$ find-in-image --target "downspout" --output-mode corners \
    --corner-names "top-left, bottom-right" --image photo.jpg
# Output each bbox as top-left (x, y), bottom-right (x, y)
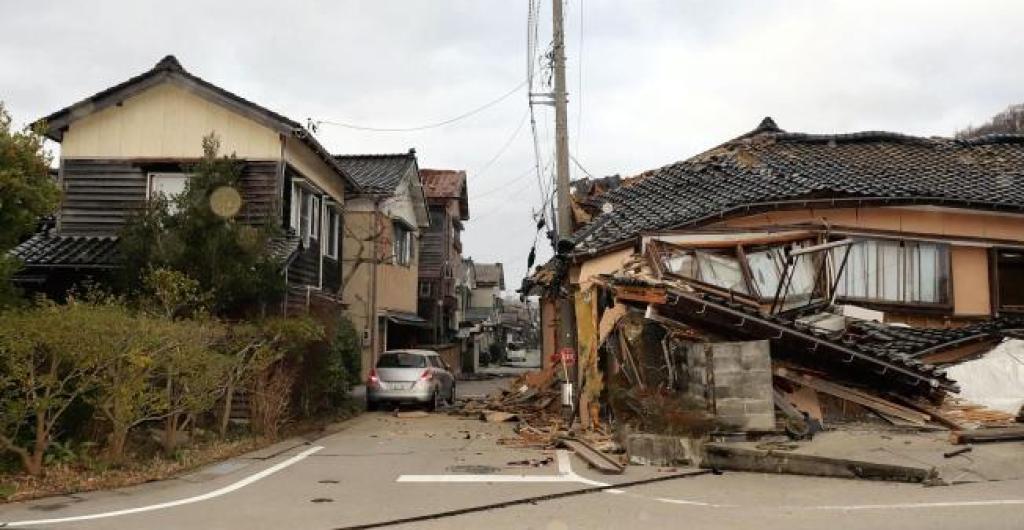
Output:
top-left (369, 197), bottom-right (383, 362)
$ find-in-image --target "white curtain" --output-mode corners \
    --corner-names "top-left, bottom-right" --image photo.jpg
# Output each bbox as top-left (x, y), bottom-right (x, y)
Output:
top-left (832, 240), bottom-right (947, 304)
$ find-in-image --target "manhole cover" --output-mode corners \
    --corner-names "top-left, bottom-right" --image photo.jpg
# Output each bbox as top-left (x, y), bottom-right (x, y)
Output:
top-left (310, 498), bottom-right (334, 503)
top-left (447, 464), bottom-right (501, 474)
top-left (318, 479), bottom-right (340, 484)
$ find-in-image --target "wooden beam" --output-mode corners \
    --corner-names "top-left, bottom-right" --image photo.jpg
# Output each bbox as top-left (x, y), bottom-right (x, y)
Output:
top-left (774, 367), bottom-right (930, 425)
top-left (560, 438), bottom-right (625, 474)
top-left (951, 426), bottom-right (1024, 445)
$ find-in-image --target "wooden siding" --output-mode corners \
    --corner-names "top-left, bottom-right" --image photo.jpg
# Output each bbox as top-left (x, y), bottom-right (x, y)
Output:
top-left (59, 159), bottom-right (280, 236)
top-left (238, 161), bottom-right (279, 224)
top-left (418, 206), bottom-right (448, 277)
top-left (287, 240), bottom-right (321, 287)
top-left (60, 159), bottom-right (147, 235)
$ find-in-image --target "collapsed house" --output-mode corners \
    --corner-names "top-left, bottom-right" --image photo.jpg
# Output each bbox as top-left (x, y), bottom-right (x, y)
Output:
top-left (521, 118), bottom-right (1024, 448)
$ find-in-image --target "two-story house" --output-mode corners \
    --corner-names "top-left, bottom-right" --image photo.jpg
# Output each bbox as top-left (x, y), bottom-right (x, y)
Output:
top-left (464, 262), bottom-right (505, 367)
top-left (11, 56), bottom-right (358, 312)
top-left (416, 169), bottom-right (469, 343)
top-left (335, 151), bottom-right (430, 378)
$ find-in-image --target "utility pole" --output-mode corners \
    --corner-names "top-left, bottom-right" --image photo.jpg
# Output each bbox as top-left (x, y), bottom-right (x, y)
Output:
top-left (551, 0), bottom-right (577, 388)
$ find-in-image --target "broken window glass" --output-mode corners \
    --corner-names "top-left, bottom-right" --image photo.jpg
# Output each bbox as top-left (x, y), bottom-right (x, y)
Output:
top-left (831, 239), bottom-right (949, 305)
top-left (747, 244), bottom-right (817, 304)
top-left (695, 251), bottom-right (749, 295)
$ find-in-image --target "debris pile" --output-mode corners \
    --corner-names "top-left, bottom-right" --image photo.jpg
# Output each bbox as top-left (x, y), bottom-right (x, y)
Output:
top-left (455, 363), bottom-right (622, 471)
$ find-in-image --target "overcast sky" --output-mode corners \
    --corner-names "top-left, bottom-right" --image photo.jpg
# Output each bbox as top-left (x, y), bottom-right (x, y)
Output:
top-left (3, 0), bottom-right (1024, 289)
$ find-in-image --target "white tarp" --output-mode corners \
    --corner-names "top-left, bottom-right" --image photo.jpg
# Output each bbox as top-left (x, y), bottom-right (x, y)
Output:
top-left (948, 339), bottom-right (1024, 414)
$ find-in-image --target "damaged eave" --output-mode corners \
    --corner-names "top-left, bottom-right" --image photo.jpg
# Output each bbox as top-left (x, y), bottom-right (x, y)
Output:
top-left (602, 278), bottom-right (956, 399)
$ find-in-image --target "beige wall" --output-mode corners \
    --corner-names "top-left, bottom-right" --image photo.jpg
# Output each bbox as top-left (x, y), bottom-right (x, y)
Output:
top-left (284, 138), bottom-right (346, 203)
top-left (951, 246), bottom-right (991, 316)
top-left (577, 247), bottom-right (633, 287)
top-left (716, 205), bottom-right (1024, 243)
top-left (341, 209), bottom-right (421, 377)
top-left (470, 286), bottom-right (500, 308)
top-left (61, 82), bottom-right (281, 160)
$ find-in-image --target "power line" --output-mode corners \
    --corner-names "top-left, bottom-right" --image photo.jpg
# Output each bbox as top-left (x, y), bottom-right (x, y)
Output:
top-left (470, 107), bottom-right (530, 182)
top-left (570, 154), bottom-right (593, 178)
top-left (471, 176), bottom-right (542, 222)
top-left (312, 79), bottom-right (527, 132)
top-left (472, 163), bottom-right (539, 199)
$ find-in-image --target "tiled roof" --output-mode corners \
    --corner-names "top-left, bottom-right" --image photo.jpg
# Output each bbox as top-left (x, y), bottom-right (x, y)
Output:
top-left (11, 233), bottom-right (121, 268)
top-left (572, 117), bottom-right (1024, 254)
top-left (267, 230), bottom-right (302, 266)
top-left (334, 151), bottom-right (416, 194)
top-left (10, 230), bottom-right (302, 269)
top-left (419, 169), bottom-right (467, 198)
top-left (420, 168), bottom-right (469, 220)
top-left (473, 263), bottom-right (505, 289)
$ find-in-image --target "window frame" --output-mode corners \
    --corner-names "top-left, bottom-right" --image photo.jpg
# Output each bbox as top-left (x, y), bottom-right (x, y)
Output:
top-left (324, 208), bottom-right (340, 259)
top-left (831, 238), bottom-right (952, 308)
top-left (996, 248), bottom-right (1024, 312)
top-left (147, 172), bottom-right (190, 214)
top-left (393, 221), bottom-right (413, 266)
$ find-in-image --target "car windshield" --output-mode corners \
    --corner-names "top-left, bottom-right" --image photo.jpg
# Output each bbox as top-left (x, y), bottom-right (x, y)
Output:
top-left (376, 352), bottom-right (426, 368)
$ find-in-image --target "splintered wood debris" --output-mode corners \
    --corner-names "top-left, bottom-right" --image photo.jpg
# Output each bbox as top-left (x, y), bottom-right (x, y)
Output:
top-left (453, 363), bottom-right (619, 460)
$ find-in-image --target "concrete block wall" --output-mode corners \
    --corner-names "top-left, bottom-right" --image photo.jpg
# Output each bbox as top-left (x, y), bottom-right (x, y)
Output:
top-left (681, 340), bottom-right (774, 431)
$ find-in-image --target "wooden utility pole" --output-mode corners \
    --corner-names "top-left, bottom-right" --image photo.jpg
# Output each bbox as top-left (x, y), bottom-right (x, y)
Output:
top-left (551, 0), bottom-right (577, 370)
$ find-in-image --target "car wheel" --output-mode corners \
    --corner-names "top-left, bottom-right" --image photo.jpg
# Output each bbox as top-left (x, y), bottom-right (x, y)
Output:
top-left (427, 389), bottom-right (439, 412)
top-left (449, 383), bottom-right (457, 405)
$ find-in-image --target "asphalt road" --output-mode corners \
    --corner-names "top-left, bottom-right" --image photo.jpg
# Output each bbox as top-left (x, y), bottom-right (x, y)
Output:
top-left (1, 365), bottom-right (1022, 529)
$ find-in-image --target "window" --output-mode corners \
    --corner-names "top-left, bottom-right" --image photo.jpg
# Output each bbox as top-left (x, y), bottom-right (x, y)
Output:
top-left (148, 173), bottom-right (189, 213)
top-left (309, 195), bottom-right (320, 240)
top-left (393, 223), bottom-right (412, 265)
top-left (376, 352), bottom-right (426, 368)
top-left (324, 208), bottom-right (340, 259)
top-left (831, 240), bottom-right (949, 305)
top-left (997, 249), bottom-right (1024, 310)
top-left (290, 183), bottom-right (323, 244)
top-left (746, 246), bottom-right (816, 302)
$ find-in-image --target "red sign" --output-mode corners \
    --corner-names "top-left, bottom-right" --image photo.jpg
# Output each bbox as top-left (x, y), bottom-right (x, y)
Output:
top-left (557, 347), bottom-right (576, 365)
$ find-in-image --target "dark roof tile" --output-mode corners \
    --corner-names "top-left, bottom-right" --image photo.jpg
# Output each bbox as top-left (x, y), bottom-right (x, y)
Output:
top-left (334, 151), bottom-right (416, 194)
top-left (572, 118), bottom-right (1024, 253)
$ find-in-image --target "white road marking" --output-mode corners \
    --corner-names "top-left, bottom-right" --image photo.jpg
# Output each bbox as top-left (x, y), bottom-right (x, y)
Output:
top-left (402, 450), bottom-right (1024, 512)
top-left (397, 475), bottom-right (578, 483)
top-left (397, 450), bottom-right (611, 487)
top-left (1, 445), bottom-right (324, 527)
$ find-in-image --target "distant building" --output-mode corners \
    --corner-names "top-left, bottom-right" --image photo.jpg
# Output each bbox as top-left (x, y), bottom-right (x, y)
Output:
top-left (335, 151), bottom-right (430, 379)
top-left (416, 169), bottom-right (469, 343)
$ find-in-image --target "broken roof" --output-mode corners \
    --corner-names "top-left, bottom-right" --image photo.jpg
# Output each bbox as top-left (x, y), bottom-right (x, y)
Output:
top-left (334, 150), bottom-right (417, 194)
top-left (572, 117), bottom-right (1024, 255)
top-left (36, 55), bottom-right (359, 192)
top-left (420, 169), bottom-right (469, 220)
